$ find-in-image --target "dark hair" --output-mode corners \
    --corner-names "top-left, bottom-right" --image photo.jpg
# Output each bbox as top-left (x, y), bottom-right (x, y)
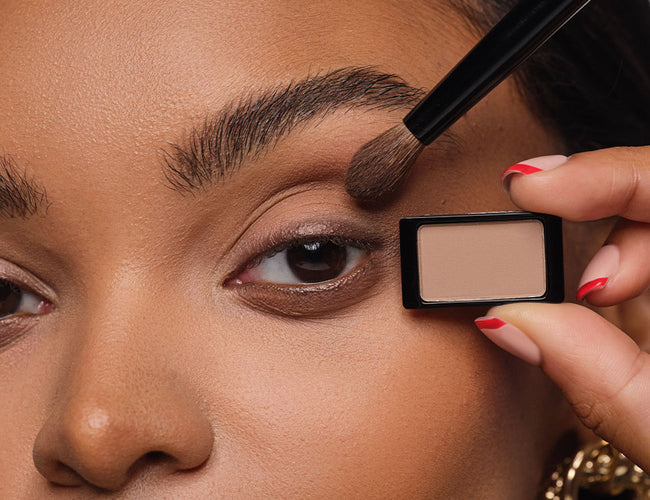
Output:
top-left (457, 0), bottom-right (650, 153)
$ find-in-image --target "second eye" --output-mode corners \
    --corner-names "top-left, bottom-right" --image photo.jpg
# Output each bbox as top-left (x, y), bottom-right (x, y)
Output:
top-left (237, 240), bottom-right (366, 285)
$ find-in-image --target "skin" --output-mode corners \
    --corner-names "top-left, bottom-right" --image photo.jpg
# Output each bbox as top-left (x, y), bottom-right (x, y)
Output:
top-left (6, 0), bottom-right (646, 497)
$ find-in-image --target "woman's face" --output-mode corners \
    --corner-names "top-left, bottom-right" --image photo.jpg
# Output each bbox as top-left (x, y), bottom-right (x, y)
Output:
top-left (1, 1), bottom-right (576, 497)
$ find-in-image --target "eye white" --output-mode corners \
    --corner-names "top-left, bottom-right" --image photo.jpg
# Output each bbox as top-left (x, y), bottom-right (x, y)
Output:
top-left (19, 289), bottom-right (43, 313)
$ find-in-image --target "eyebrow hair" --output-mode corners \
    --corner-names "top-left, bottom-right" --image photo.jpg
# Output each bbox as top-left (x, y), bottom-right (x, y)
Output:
top-left (0, 155), bottom-right (48, 218)
top-left (161, 66), bottom-right (427, 192)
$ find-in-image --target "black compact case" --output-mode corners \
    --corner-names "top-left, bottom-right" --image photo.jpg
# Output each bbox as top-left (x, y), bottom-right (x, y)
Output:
top-left (400, 211), bottom-right (564, 309)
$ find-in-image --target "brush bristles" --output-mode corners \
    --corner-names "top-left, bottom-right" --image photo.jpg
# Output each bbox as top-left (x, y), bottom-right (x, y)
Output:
top-left (345, 124), bottom-right (424, 200)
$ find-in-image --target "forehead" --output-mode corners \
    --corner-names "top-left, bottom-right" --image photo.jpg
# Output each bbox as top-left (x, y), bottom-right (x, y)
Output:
top-left (0, 0), bottom-right (479, 235)
top-left (0, 0), bottom-right (467, 153)
top-left (0, 1), bottom-right (497, 259)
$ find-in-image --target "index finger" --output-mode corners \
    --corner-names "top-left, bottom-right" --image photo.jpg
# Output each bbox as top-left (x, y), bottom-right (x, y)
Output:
top-left (503, 146), bottom-right (650, 223)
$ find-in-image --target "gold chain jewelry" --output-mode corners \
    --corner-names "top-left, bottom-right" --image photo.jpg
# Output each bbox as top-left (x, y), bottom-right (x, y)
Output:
top-left (542, 440), bottom-right (650, 499)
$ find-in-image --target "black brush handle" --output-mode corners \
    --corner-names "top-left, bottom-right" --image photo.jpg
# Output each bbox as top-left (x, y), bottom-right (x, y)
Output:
top-left (405, 0), bottom-right (591, 145)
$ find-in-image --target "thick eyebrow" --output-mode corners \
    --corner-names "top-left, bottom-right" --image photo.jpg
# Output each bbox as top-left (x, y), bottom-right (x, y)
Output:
top-left (161, 67), bottom-right (427, 192)
top-left (0, 155), bottom-right (48, 219)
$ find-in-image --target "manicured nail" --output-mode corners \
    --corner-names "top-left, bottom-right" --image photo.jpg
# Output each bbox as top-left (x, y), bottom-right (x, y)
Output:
top-left (576, 244), bottom-right (620, 302)
top-left (475, 316), bottom-right (542, 366)
top-left (501, 155), bottom-right (569, 190)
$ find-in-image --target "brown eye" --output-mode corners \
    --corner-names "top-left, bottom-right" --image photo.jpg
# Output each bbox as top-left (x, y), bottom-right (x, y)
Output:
top-left (237, 239), bottom-right (366, 285)
top-left (0, 280), bottom-right (23, 318)
top-left (286, 241), bottom-right (347, 283)
top-left (0, 279), bottom-right (46, 319)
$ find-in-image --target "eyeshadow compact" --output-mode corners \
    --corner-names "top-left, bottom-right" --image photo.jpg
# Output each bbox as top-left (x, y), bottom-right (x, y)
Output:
top-left (400, 211), bottom-right (564, 308)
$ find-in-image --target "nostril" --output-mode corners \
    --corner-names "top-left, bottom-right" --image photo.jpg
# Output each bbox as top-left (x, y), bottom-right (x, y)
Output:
top-left (144, 451), bottom-right (167, 463)
top-left (126, 450), bottom-right (176, 479)
top-left (139, 450), bottom-right (172, 468)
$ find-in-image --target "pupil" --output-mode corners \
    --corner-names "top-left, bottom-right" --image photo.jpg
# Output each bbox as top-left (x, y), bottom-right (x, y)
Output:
top-left (286, 241), bottom-right (347, 283)
top-left (0, 280), bottom-right (22, 318)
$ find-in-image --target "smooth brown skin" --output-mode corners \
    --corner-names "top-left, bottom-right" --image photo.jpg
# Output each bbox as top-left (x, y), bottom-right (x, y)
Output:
top-left (0, 0), bottom-right (595, 497)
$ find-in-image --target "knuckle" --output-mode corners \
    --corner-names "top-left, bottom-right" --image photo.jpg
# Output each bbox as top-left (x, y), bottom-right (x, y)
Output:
top-left (570, 397), bottom-right (610, 436)
top-left (570, 146), bottom-right (649, 218)
top-left (570, 394), bottom-right (623, 444)
top-left (615, 162), bottom-right (642, 216)
top-left (605, 147), bottom-right (648, 216)
top-left (569, 351), bottom-right (650, 441)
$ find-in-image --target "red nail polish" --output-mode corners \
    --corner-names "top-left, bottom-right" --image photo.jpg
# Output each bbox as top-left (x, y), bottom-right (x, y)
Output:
top-left (474, 317), bottom-right (507, 329)
top-left (576, 277), bottom-right (608, 302)
top-left (474, 316), bottom-right (542, 365)
top-left (500, 163), bottom-right (543, 181)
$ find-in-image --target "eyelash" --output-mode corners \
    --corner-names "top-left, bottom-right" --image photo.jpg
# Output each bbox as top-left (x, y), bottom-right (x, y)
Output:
top-left (244, 234), bottom-right (371, 268)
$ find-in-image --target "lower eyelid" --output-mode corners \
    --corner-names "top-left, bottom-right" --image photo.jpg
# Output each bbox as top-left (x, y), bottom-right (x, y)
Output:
top-left (0, 315), bottom-right (45, 353)
top-left (226, 254), bottom-right (383, 318)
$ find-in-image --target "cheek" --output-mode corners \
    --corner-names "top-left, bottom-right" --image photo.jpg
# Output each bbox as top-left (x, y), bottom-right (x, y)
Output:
top-left (0, 335), bottom-right (64, 493)
top-left (200, 293), bottom-right (547, 496)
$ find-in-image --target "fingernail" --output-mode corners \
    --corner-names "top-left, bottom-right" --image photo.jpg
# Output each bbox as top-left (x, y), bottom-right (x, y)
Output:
top-left (576, 244), bottom-right (620, 302)
top-left (501, 155), bottom-right (569, 190)
top-left (475, 316), bottom-right (542, 366)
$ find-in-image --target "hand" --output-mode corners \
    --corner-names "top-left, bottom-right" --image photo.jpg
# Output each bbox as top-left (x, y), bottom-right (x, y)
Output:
top-left (474, 147), bottom-right (650, 471)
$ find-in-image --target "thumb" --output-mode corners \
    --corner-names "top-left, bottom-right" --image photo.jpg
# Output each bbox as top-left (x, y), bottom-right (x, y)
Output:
top-left (475, 302), bottom-right (650, 471)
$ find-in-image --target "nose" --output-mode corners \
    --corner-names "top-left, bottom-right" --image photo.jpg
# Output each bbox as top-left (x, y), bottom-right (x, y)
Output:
top-left (32, 305), bottom-right (214, 490)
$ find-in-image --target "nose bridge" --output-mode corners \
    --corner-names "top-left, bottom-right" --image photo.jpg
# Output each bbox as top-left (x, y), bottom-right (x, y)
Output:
top-left (33, 266), bottom-right (214, 490)
top-left (71, 265), bottom-right (181, 395)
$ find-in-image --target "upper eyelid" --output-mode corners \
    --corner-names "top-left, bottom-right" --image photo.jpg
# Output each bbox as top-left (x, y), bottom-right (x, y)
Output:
top-left (261, 222), bottom-right (382, 249)
top-left (228, 212), bottom-right (383, 248)
top-left (256, 235), bottom-right (375, 260)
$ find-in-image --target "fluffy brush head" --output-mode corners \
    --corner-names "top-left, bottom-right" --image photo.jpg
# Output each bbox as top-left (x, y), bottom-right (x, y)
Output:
top-left (344, 123), bottom-right (424, 200)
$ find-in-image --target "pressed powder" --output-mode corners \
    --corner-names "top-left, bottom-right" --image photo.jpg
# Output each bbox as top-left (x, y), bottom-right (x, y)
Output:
top-left (400, 212), bottom-right (564, 308)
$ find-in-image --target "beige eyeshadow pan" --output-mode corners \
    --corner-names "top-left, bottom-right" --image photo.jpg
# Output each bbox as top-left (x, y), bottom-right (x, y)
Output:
top-left (400, 212), bottom-right (564, 308)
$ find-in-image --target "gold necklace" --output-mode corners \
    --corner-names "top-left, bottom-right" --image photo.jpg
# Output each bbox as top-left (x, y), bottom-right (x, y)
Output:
top-left (543, 440), bottom-right (650, 499)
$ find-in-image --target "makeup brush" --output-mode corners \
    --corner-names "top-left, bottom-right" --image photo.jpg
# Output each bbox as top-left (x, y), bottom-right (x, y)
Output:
top-left (345, 0), bottom-right (592, 200)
